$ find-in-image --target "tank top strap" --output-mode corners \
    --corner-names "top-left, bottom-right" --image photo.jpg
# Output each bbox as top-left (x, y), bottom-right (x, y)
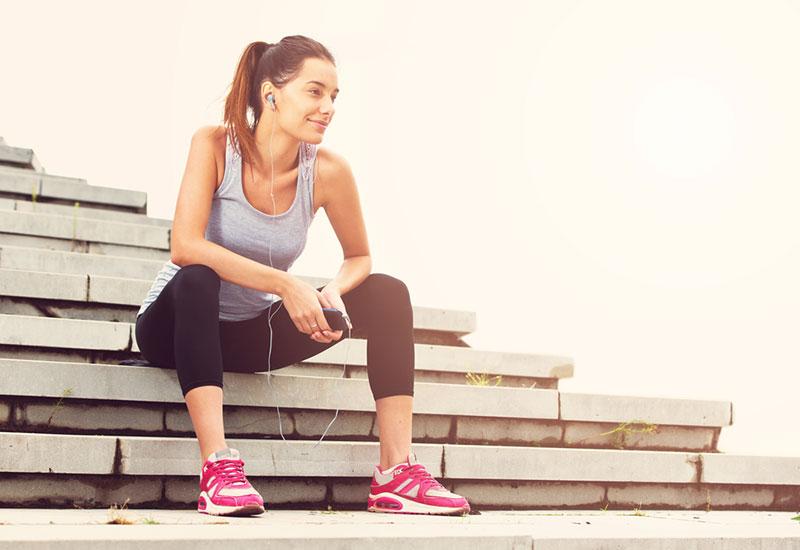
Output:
top-left (299, 142), bottom-right (318, 215)
top-left (214, 132), bottom-right (239, 197)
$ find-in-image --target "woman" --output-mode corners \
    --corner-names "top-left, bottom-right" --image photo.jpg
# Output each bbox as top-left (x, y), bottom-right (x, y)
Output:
top-left (134, 36), bottom-right (470, 517)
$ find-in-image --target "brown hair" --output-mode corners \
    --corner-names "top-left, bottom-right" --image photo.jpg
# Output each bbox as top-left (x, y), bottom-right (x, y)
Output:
top-left (223, 36), bottom-right (336, 170)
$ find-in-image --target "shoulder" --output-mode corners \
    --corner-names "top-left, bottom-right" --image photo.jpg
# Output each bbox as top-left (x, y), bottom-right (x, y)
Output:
top-left (314, 146), bottom-right (355, 208)
top-left (315, 146), bottom-right (354, 184)
top-left (194, 125), bottom-right (227, 152)
top-left (191, 125), bottom-right (227, 188)
top-left (315, 145), bottom-right (348, 171)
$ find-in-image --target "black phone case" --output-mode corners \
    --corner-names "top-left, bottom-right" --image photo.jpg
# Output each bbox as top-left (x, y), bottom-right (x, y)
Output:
top-left (322, 307), bottom-right (350, 331)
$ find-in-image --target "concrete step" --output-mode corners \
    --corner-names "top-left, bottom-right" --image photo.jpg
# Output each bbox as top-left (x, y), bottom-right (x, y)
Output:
top-left (0, 262), bottom-right (479, 339)
top-left (0, 168), bottom-right (146, 212)
top-left (0, 317), bottom-right (570, 388)
top-left (0, 357), bottom-right (727, 451)
top-left (0, 144), bottom-right (44, 173)
top-left (0, 209), bottom-right (166, 253)
top-left (1, 509), bottom-right (799, 550)
top-left (0, 431), bottom-right (797, 511)
top-left (0, 195), bottom-right (172, 228)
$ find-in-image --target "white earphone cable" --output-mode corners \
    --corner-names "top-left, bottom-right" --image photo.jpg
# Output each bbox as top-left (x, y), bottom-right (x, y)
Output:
top-left (259, 96), bottom-right (351, 450)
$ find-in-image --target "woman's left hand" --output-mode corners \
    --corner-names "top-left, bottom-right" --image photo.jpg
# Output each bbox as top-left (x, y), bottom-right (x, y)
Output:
top-left (311, 285), bottom-right (350, 343)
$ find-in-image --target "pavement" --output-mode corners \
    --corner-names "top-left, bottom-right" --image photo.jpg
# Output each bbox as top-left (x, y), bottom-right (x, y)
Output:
top-left (0, 508), bottom-right (798, 548)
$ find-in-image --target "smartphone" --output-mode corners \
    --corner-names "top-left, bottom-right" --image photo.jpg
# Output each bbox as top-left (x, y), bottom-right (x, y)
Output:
top-left (322, 307), bottom-right (352, 331)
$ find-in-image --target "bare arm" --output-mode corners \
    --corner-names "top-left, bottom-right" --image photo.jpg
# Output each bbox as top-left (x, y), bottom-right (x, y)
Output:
top-left (317, 147), bottom-right (372, 295)
top-left (170, 126), bottom-right (292, 297)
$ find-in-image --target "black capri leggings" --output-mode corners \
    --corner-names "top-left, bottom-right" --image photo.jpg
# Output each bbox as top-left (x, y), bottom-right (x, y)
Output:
top-left (134, 264), bottom-right (415, 400)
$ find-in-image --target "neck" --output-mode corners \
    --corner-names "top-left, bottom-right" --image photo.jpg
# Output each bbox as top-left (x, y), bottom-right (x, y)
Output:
top-left (249, 113), bottom-right (301, 175)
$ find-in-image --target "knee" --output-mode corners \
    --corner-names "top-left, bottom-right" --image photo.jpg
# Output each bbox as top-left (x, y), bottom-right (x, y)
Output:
top-left (174, 264), bottom-right (221, 295)
top-left (365, 273), bottom-right (410, 303)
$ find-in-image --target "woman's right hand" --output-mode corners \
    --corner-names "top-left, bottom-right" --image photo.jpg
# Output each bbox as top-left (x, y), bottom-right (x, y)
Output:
top-left (279, 276), bottom-right (334, 335)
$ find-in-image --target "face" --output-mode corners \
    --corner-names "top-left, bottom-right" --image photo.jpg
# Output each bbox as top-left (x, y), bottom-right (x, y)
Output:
top-left (262, 57), bottom-right (339, 143)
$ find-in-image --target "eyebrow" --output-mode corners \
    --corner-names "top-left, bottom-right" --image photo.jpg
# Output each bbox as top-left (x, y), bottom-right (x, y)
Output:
top-left (306, 80), bottom-right (339, 93)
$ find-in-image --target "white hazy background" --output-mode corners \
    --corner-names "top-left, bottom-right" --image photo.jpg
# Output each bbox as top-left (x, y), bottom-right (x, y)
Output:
top-left (2, 0), bottom-right (799, 457)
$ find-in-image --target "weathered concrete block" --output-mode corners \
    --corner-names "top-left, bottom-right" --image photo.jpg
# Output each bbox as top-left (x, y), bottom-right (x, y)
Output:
top-left (0, 315), bottom-right (129, 351)
top-left (0, 346), bottom-right (90, 364)
top-left (17, 401), bottom-right (163, 432)
top-left (165, 404), bottom-right (296, 436)
top-left (0, 211), bottom-right (165, 250)
top-left (0, 170), bottom-right (39, 195)
top-left (608, 483), bottom-right (774, 509)
top-left (456, 417), bottom-right (561, 446)
top-left (0, 244), bottom-right (158, 280)
top-left (0, 400), bottom-right (10, 424)
top-left (330, 479), bottom-right (371, 504)
top-left (294, 410), bottom-right (373, 438)
top-left (13, 197), bottom-right (172, 228)
top-left (452, 480), bottom-right (605, 508)
top-left (0, 474), bottom-right (162, 507)
top-left (89, 275), bottom-right (151, 307)
top-left (268, 363), bottom-right (349, 378)
top-left (88, 240), bottom-right (168, 261)
top-left (39, 178), bottom-right (146, 209)
top-left (773, 486), bottom-right (800, 509)
top-left (560, 392), bottom-right (731, 427)
top-left (564, 421), bottom-right (716, 451)
top-left (444, 444), bottom-right (698, 483)
top-left (0, 269), bottom-right (87, 301)
top-left (0, 432), bottom-right (117, 474)
top-left (702, 454), bottom-right (800, 485)
top-left (373, 414), bottom-right (452, 440)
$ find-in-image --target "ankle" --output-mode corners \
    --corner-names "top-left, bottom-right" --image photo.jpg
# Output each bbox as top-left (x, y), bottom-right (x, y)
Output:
top-left (379, 458), bottom-right (406, 472)
top-left (200, 443), bottom-right (229, 464)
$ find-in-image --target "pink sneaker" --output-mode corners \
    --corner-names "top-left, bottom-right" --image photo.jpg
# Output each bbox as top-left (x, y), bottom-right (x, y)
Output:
top-left (367, 450), bottom-right (471, 515)
top-left (197, 447), bottom-right (265, 516)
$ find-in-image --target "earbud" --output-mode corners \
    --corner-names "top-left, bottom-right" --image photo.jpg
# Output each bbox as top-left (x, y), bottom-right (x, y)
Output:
top-left (266, 94), bottom-right (276, 111)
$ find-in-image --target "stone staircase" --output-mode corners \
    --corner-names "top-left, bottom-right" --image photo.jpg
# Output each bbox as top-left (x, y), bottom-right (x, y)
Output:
top-left (1, 136), bottom-right (798, 514)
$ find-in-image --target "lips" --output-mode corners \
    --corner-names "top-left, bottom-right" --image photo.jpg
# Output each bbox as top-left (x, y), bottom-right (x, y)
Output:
top-left (309, 119), bottom-right (328, 127)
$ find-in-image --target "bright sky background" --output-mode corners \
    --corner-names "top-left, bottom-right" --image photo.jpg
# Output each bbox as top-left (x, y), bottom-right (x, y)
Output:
top-left (3, 0), bottom-right (800, 457)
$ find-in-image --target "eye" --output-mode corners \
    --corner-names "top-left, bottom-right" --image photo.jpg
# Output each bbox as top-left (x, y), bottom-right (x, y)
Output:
top-left (311, 89), bottom-right (337, 102)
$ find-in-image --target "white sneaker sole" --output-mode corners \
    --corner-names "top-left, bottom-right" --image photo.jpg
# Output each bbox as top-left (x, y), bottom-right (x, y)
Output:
top-left (367, 491), bottom-right (470, 515)
top-left (197, 491), bottom-right (265, 516)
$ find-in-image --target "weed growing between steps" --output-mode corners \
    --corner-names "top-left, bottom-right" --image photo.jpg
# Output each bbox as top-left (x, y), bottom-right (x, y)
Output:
top-left (465, 372), bottom-right (503, 387)
top-left (576, 420), bottom-right (660, 449)
top-left (45, 387), bottom-right (74, 426)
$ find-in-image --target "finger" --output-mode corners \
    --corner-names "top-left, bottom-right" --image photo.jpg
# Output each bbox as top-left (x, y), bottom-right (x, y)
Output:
top-left (315, 312), bottom-right (333, 333)
top-left (299, 316), bottom-right (315, 334)
top-left (306, 316), bottom-right (326, 334)
top-left (317, 291), bottom-right (332, 308)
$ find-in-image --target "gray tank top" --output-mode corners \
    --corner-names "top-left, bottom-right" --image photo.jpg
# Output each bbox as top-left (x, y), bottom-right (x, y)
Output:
top-left (137, 133), bottom-right (317, 321)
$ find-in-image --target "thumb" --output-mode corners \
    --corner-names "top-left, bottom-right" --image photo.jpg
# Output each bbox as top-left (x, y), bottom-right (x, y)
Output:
top-left (316, 290), bottom-right (333, 308)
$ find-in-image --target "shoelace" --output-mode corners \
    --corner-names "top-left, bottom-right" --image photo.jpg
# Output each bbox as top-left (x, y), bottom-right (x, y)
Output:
top-left (206, 458), bottom-right (248, 489)
top-left (394, 464), bottom-right (445, 494)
